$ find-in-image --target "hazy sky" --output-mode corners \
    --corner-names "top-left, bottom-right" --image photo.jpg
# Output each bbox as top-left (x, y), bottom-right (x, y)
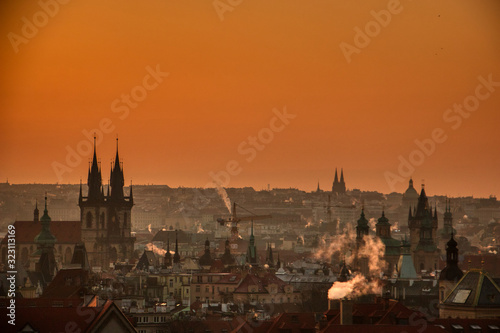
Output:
top-left (1, 0), bottom-right (499, 197)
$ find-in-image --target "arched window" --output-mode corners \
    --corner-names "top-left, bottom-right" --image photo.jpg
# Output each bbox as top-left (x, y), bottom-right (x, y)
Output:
top-left (100, 213), bottom-right (105, 229)
top-left (420, 263), bottom-right (424, 271)
top-left (65, 247), bottom-right (72, 264)
top-left (86, 212), bottom-right (93, 228)
top-left (123, 213), bottom-right (128, 229)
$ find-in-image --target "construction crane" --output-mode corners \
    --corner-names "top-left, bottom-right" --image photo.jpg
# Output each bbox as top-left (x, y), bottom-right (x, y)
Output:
top-left (217, 202), bottom-right (272, 241)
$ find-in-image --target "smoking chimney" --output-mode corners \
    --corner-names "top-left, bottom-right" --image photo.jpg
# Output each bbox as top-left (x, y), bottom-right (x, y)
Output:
top-left (340, 298), bottom-right (353, 325)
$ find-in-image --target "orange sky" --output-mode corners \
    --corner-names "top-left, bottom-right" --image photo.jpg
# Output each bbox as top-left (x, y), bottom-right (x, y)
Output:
top-left (1, 0), bottom-right (500, 197)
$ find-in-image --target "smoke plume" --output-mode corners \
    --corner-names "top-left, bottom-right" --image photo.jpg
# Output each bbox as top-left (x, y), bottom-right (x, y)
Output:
top-left (146, 242), bottom-right (166, 256)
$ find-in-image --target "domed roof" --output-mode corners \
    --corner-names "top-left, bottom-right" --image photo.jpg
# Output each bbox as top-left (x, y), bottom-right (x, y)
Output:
top-left (376, 211), bottom-right (390, 225)
top-left (403, 178), bottom-right (419, 200)
top-left (357, 209), bottom-right (368, 227)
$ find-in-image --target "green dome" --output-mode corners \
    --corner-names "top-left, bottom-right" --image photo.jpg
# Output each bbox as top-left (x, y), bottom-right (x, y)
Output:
top-left (34, 197), bottom-right (57, 246)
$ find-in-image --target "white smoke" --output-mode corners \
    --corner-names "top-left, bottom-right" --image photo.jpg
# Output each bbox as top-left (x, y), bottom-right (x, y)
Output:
top-left (146, 242), bottom-right (166, 256)
top-left (328, 274), bottom-right (382, 299)
top-left (313, 224), bottom-right (387, 300)
top-left (215, 184), bottom-right (232, 214)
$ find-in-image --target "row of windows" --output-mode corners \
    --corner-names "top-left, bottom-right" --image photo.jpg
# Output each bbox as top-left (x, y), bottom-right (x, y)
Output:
top-left (85, 211), bottom-right (129, 229)
top-left (136, 315), bottom-right (167, 323)
top-left (193, 285), bottom-right (234, 294)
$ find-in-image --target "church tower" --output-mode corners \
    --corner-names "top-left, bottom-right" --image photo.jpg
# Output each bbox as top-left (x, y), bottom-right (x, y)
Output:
top-left (355, 209), bottom-right (369, 276)
top-left (332, 168), bottom-right (346, 195)
top-left (79, 136), bottom-right (107, 268)
top-left (79, 137), bottom-right (135, 269)
top-left (34, 196), bottom-right (57, 284)
top-left (246, 221), bottom-right (257, 265)
top-left (439, 228), bottom-right (463, 302)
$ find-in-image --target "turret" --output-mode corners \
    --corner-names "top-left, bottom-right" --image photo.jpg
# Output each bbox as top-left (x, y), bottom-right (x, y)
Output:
top-left (33, 200), bottom-right (39, 222)
top-left (173, 230), bottom-right (180, 264)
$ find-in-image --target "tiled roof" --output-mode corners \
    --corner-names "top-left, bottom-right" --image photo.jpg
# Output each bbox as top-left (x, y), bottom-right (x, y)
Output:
top-left (41, 268), bottom-right (89, 299)
top-left (443, 268), bottom-right (500, 307)
top-left (233, 272), bottom-right (289, 294)
top-left (1, 220), bottom-right (81, 244)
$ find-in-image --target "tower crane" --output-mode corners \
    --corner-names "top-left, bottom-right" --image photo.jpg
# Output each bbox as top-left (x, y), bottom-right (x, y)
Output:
top-left (217, 202), bottom-right (272, 241)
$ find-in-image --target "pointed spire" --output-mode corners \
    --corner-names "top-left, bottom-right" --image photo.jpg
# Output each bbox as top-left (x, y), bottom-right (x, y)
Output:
top-left (86, 134), bottom-right (103, 202)
top-left (173, 230), bottom-right (180, 264)
top-left (334, 168), bottom-right (339, 183)
top-left (340, 168), bottom-right (345, 183)
top-left (34, 199), bottom-right (39, 222)
top-left (110, 137), bottom-right (125, 202)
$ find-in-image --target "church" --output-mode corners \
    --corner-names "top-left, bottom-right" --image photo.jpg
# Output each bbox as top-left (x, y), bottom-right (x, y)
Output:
top-left (79, 137), bottom-right (135, 269)
top-left (0, 137), bottom-right (135, 272)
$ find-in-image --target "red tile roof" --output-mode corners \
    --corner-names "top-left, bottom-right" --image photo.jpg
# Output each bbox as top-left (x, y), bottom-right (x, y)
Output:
top-left (0, 300), bottom-right (135, 333)
top-left (1, 220), bottom-right (81, 244)
top-left (41, 268), bottom-right (89, 299)
top-left (233, 272), bottom-right (289, 294)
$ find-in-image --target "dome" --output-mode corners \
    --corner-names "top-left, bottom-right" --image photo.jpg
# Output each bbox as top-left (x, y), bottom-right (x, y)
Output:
top-left (377, 211), bottom-right (390, 225)
top-left (403, 179), bottom-right (419, 201)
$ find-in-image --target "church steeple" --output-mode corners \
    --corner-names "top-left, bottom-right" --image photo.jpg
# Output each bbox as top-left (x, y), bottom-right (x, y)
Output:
top-left (164, 237), bottom-right (172, 268)
top-left (332, 167), bottom-right (346, 194)
top-left (173, 230), bottom-right (180, 264)
top-left (247, 221), bottom-right (257, 264)
top-left (439, 215), bottom-right (463, 282)
top-left (110, 138), bottom-right (125, 202)
top-left (87, 135), bottom-right (103, 202)
top-left (34, 200), bottom-right (39, 222)
top-left (356, 208), bottom-right (369, 241)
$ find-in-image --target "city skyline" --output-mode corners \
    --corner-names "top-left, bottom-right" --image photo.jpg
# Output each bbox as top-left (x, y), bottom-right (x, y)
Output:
top-left (2, 0), bottom-right (500, 197)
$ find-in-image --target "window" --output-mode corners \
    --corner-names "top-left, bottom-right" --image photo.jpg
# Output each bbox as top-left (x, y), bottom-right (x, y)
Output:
top-left (196, 285), bottom-right (201, 292)
top-left (86, 212), bottom-right (93, 228)
top-left (205, 286), bottom-right (209, 293)
top-left (169, 280), bottom-right (173, 288)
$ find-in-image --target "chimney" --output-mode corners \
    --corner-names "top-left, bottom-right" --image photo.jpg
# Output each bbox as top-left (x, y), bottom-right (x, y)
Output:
top-left (340, 298), bottom-right (353, 325)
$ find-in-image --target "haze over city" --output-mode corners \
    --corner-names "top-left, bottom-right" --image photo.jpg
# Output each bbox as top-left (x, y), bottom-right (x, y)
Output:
top-left (1, 1), bottom-right (500, 196)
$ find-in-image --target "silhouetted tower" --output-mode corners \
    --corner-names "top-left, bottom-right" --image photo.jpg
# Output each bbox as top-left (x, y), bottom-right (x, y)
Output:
top-left (173, 230), bottom-right (181, 264)
top-left (355, 209), bottom-right (369, 276)
top-left (266, 243), bottom-right (274, 268)
top-left (411, 186), bottom-right (439, 273)
top-left (164, 237), bottom-right (172, 268)
top-left (246, 221), bottom-right (257, 265)
top-left (34, 196), bottom-right (57, 284)
top-left (79, 136), bottom-right (135, 269)
top-left (199, 238), bottom-right (212, 267)
top-left (221, 239), bottom-right (235, 266)
top-left (33, 200), bottom-right (39, 222)
top-left (408, 184), bottom-right (438, 254)
top-left (439, 218), bottom-right (463, 302)
top-left (332, 168), bottom-right (346, 195)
